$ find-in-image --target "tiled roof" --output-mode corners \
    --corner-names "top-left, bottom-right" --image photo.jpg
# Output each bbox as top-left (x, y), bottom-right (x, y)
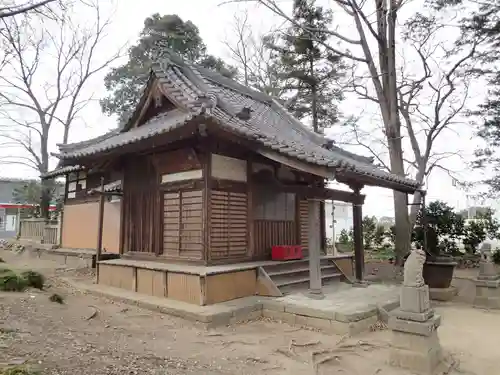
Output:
top-left (41, 165), bottom-right (85, 179)
top-left (54, 51), bottom-right (420, 192)
top-left (88, 180), bottom-right (122, 195)
top-left (56, 111), bottom-right (196, 159)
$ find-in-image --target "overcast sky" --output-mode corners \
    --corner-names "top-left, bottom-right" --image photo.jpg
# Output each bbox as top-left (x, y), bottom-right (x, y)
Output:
top-left (0, 0), bottom-right (491, 217)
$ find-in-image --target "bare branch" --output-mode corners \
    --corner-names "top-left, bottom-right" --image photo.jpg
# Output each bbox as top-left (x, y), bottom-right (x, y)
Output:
top-left (0, 0), bottom-right (122, 217)
top-left (0, 0), bottom-right (55, 19)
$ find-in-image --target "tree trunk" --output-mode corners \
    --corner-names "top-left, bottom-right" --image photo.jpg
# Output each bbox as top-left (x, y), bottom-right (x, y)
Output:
top-left (309, 55), bottom-right (319, 133)
top-left (40, 129), bottom-right (50, 219)
top-left (40, 179), bottom-right (52, 219)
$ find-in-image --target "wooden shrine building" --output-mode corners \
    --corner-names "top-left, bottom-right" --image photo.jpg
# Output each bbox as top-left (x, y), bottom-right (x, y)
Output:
top-left (43, 51), bottom-right (420, 305)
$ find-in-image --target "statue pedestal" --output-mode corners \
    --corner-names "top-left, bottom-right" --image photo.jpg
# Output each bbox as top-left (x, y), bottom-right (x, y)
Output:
top-left (474, 275), bottom-right (500, 309)
top-left (389, 285), bottom-right (443, 374)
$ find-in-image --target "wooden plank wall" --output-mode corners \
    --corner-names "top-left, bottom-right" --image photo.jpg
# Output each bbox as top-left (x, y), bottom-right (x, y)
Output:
top-left (209, 190), bottom-right (248, 261)
top-left (253, 220), bottom-right (296, 259)
top-left (163, 190), bottom-right (203, 260)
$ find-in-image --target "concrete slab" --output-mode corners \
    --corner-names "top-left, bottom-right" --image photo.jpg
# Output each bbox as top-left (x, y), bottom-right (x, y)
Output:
top-left (263, 283), bottom-right (399, 335)
top-left (275, 283), bottom-right (399, 321)
top-left (63, 276), bottom-right (399, 335)
top-left (62, 277), bottom-right (263, 328)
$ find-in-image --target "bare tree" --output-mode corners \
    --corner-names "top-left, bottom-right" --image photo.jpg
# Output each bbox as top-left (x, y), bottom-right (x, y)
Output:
top-left (0, 0), bottom-right (122, 217)
top-left (225, 0), bottom-right (479, 263)
top-left (223, 9), bottom-right (290, 98)
top-left (224, 0), bottom-right (413, 262)
top-left (0, 0), bottom-right (56, 19)
top-left (346, 12), bottom-right (477, 226)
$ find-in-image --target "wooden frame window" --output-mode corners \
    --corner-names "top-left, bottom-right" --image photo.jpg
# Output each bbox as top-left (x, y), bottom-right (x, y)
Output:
top-left (254, 188), bottom-right (295, 221)
top-left (66, 171), bottom-right (87, 199)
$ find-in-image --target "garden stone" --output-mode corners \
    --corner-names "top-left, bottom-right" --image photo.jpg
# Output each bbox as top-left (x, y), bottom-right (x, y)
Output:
top-left (389, 249), bottom-right (443, 374)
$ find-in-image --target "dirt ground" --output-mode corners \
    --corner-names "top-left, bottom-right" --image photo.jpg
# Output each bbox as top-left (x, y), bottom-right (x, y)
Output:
top-left (1, 250), bottom-right (499, 375)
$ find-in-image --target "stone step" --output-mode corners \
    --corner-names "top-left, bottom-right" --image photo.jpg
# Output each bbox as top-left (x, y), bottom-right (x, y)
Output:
top-left (273, 270), bottom-right (342, 288)
top-left (266, 264), bottom-right (338, 277)
top-left (262, 258), bottom-right (333, 274)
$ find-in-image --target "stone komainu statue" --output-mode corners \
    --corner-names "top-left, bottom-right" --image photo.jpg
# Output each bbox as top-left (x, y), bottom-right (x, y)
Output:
top-left (479, 242), bottom-right (493, 263)
top-left (403, 248), bottom-right (427, 287)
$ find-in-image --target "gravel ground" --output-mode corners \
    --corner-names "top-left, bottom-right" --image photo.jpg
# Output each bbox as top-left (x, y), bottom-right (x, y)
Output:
top-left (1, 249), bottom-right (499, 375)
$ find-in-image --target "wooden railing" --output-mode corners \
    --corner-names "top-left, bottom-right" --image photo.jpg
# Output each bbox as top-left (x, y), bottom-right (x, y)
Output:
top-left (19, 218), bottom-right (60, 245)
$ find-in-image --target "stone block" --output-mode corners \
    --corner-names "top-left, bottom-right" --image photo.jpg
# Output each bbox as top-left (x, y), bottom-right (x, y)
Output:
top-left (474, 296), bottom-right (500, 309)
top-left (400, 285), bottom-right (430, 313)
top-left (229, 310), bottom-right (262, 325)
top-left (348, 315), bottom-right (378, 336)
top-left (392, 308), bottom-right (434, 322)
top-left (335, 305), bottom-right (378, 322)
top-left (205, 311), bottom-right (233, 328)
top-left (284, 304), bottom-right (335, 319)
top-left (479, 262), bottom-right (498, 278)
top-left (388, 315), bottom-right (441, 336)
top-left (231, 304), bottom-right (262, 321)
top-left (475, 279), bottom-right (500, 289)
top-left (295, 315), bottom-right (332, 330)
top-left (429, 287), bottom-right (457, 301)
top-left (389, 345), bottom-right (442, 374)
top-left (262, 309), bottom-right (296, 324)
top-left (261, 299), bottom-right (285, 312)
top-left (391, 330), bottom-right (441, 353)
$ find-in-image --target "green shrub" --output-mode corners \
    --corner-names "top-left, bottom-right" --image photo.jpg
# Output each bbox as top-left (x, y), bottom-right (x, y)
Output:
top-left (493, 250), bottom-right (500, 265)
top-left (0, 271), bottom-right (27, 292)
top-left (0, 366), bottom-right (41, 375)
top-left (20, 271), bottom-right (44, 290)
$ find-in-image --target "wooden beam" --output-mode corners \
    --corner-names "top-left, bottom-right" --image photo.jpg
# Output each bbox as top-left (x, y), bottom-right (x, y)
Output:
top-left (257, 149), bottom-right (334, 179)
top-left (308, 199), bottom-right (323, 297)
top-left (96, 177), bottom-right (105, 282)
top-left (352, 191), bottom-right (364, 282)
top-left (253, 182), bottom-right (365, 203)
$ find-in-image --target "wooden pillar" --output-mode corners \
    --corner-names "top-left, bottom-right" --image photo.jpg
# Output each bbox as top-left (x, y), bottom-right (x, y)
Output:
top-left (96, 177), bottom-right (105, 282)
top-left (352, 193), bottom-right (364, 282)
top-left (320, 200), bottom-right (326, 253)
top-left (308, 199), bottom-right (323, 297)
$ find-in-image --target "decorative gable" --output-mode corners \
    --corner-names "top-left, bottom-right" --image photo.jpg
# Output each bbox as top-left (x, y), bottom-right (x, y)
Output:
top-left (135, 85), bottom-right (177, 128)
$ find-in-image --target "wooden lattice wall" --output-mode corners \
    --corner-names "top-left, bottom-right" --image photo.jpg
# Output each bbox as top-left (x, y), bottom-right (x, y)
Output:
top-left (209, 190), bottom-right (248, 261)
top-left (299, 198), bottom-right (309, 253)
top-left (163, 190), bottom-right (203, 260)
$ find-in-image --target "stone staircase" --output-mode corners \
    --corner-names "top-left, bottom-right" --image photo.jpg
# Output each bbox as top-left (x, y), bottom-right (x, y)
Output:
top-left (262, 258), bottom-right (343, 295)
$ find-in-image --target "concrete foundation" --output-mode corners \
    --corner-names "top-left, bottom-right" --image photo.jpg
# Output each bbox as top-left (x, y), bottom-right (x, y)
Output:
top-left (429, 286), bottom-right (457, 302)
top-left (474, 278), bottom-right (500, 309)
top-left (64, 277), bottom-right (399, 333)
top-left (389, 284), bottom-right (443, 374)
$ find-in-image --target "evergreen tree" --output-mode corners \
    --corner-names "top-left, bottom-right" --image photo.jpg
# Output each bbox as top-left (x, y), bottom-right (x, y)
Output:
top-left (266, 0), bottom-right (344, 134)
top-left (101, 14), bottom-right (237, 125)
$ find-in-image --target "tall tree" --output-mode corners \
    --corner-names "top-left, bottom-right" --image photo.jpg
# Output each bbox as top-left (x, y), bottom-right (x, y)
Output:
top-left (0, 0), bottom-right (55, 19)
top-left (234, 0), bottom-right (479, 264)
top-left (345, 11), bottom-right (477, 227)
top-left (235, 0), bottom-right (411, 263)
top-left (0, 0), bottom-right (121, 218)
top-left (101, 14), bottom-right (237, 125)
top-left (265, 0), bottom-right (345, 134)
top-left (223, 10), bottom-right (291, 98)
top-left (433, 1), bottom-right (500, 193)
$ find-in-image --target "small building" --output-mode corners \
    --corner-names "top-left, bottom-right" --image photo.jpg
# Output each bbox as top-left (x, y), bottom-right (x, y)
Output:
top-left (0, 178), bottom-right (28, 238)
top-left (43, 51), bottom-right (420, 305)
top-left (325, 200), bottom-right (353, 243)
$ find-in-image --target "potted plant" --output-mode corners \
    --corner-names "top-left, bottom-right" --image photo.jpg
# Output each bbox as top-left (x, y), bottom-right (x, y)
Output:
top-left (413, 201), bottom-right (460, 289)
